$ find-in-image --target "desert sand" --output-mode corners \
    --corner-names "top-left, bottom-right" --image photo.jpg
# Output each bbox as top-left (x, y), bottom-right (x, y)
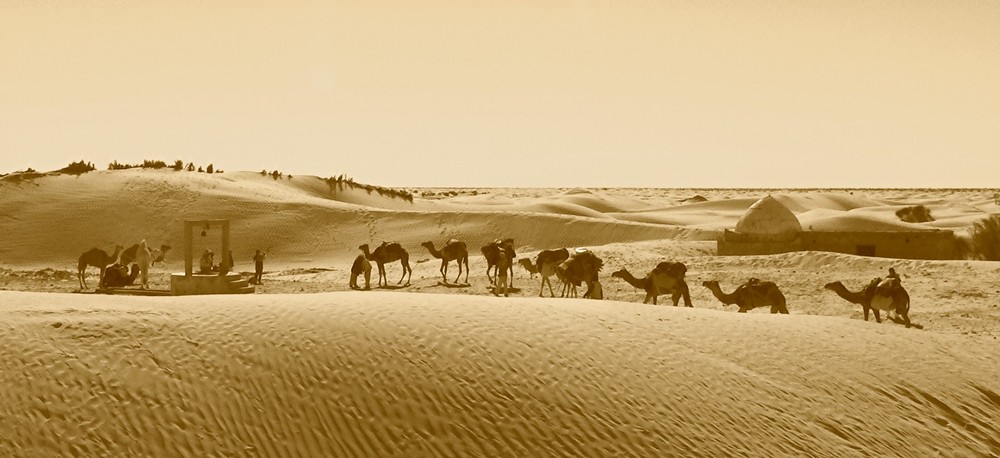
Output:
top-left (2, 169), bottom-right (1000, 456)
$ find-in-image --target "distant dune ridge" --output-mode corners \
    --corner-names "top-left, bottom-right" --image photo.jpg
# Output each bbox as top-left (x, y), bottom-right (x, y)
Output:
top-left (2, 169), bottom-right (1000, 456)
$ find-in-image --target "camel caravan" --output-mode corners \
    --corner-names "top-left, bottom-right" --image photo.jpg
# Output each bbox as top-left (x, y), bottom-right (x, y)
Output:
top-left (77, 235), bottom-right (915, 327)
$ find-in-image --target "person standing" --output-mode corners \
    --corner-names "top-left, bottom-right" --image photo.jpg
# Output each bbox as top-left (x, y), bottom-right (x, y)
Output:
top-left (253, 249), bottom-right (266, 284)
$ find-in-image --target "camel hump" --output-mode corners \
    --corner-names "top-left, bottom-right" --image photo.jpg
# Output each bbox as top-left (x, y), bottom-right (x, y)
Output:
top-left (654, 261), bottom-right (686, 277)
top-left (876, 277), bottom-right (901, 295)
top-left (445, 238), bottom-right (460, 247)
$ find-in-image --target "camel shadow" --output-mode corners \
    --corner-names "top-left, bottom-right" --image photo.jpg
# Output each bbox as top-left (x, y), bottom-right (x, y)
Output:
top-left (435, 282), bottom-right (472, 288)
top-left (378, 284), bottom-right (410, 290)
top-left (890, 316), bottom-right (924, 329)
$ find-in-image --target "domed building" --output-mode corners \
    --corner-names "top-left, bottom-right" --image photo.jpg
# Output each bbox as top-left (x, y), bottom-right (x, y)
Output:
top-left (717, 195), bottom-right (958, 259)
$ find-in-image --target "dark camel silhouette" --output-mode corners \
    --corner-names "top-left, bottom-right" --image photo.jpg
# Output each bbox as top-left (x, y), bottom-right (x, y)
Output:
top-left (611, 262), bottom-right (691, 306)
top-left (360, 242), bottom-right (412, 287)
top-left (101, 263), bottom-right (140, 288)
top-left (421, 239), bottom-right (470, 284)
top-left (78, 245), bottom-right (124, 290)
top-left (702, 279), bottom-right (788, 314)
top-left (481, 239), bottom-right (516, 287)
top-left (556, 250), bottom-right (603, 298)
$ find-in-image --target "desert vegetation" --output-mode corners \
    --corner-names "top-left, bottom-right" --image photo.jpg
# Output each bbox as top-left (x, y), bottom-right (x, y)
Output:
top-left (896, 205), bottom-right (935, 223)
top-left (325, 174), bottom-right (414, 203)
top-left (968, 215), bottom-right (1000, 261)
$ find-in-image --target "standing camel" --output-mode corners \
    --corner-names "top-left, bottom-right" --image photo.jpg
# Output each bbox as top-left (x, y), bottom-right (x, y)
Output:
top-left (825, 279), bottom-right (910, 325)
top-left (349, 245), bottom-right (372, 290)
top-left (611, 262), bottom-right (692, 306)
top-left (702, 279), bottom-right (789, 314)
top-left (421, 239), bottom-right (470, 284)
top-left (77, 245), bottom-right (124, 290)
top-left (481, 239), bottom-right (516, 287)
top-left (556, 250), bottom-right (603, 298)
top-left (360, 242), bottom-right (412, 287)
top-left (134, 239), bottom-right (152, 289)
top-left (532, 248), bottom-right (570, 297)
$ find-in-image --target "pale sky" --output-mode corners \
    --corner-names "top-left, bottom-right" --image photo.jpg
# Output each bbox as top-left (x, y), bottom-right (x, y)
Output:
top-left (1, 0), bottom-right (998, 188)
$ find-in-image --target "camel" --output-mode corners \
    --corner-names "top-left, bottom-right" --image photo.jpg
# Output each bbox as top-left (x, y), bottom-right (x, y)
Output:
top-left (534, 248), bottom-right (571, 297)
top-left (150, 245), bottom-right (171, 266)
top-left (824, 279), bottom-right (910, 326)
top-left (421, 239), bottom-right (470, 284)
top-left (134, 239), bottom-right (152, 289)
top-left (702, 279), bottom-right (789, 314)
top-left (481, 239), bottom-right (516, 287)
top-left (556, 250), bottom-right (603, 298)
top-left (360, 242), bottom-right (412, 287)
top-left (349, 246), bottom-right (372, 290)
top-left (611, 263), bottom-right (692, 306)
top-left (121, 243), bottom-right (171, 266)
top-left (517, 258), bottom-right (537, 277)
top-left (101, 263), bottom-right (140, 288)
top-left (77, 245), bottom-right (124, 290)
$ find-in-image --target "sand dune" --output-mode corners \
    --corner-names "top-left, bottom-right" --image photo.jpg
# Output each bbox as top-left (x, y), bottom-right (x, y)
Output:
top-left (2, 290), bottom-right (1000, 456)
top-left (2, 170), bottom-right (1000, 456)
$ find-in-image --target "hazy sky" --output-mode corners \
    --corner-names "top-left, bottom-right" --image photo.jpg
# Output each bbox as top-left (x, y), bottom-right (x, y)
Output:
top-left (2, 0), bottom-right (998, 188)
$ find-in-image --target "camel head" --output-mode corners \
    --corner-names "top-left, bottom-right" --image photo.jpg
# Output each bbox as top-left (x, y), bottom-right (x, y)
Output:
top-left (517, 258), bottom-right (537, 276)
top-left (701, 280), bottom-right (719, 289)
top-left (420, 241), bottom-right (435, 250)
top-left (823, 281), bottom-right (842, 290)
top-left (610, 268), bottom-right (628, 279)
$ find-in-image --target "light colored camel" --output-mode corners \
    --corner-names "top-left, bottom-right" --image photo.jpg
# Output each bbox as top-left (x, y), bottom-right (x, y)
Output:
top-left (534, 248), bottom-right (570, 297)
top-left (611, 264), bottom-right (692, 306)
top-left (77, 245), bottom-right (124, 290)
top-left (150, 245), bottom-right (171, 266)
top-left (481, 239), bottom-right (516, 287)
top-left (349, 246), bottom-right (372, 290)
top-left (702, 279), bottom-right (789, 314)
top-left (825, 279), bottom-right (911, 324)
top-left (421, 239), bottom-right (470, 284)
top-left (872, 277), bottom-right (911, 326)
top-left (133, 239), bottom-right (152, 289)
top-left (360, 242), bottom-right (412, 287)
top-left (556, 250), bottom-right (603, 299)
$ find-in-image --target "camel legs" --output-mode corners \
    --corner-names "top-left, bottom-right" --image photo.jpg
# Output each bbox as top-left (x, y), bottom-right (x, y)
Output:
top-left (439, 260), bottom-right (449, 284)
top-left (397, 261), bottom-right (412, 286)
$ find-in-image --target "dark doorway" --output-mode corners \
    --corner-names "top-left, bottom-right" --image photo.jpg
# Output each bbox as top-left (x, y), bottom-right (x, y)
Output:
top-left (856, 244), bottom-right (876, 256)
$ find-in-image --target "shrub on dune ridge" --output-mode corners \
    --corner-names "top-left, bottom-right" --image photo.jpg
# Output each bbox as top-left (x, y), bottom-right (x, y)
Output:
top-left (324, 175), bottom-right (413, 203)
top-left (969, 215), bottom-right (1000, 260)
top-left (896, 205), bottom-right (934, 223)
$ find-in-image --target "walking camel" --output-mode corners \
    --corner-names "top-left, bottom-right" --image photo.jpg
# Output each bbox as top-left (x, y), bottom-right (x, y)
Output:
top-left (360, 242), bottom-right (412, 287)
top-left (702, 279), bottom-right (789, 314)
top-left (535, 248), bottom-right (571, 297)
top-left (349, 245), bottom-right (372, 290)
top-left (825, 279), bottom-right (911, 326)
top-left (77, 245), bottom-right (124, 290)
top-left (556, 250), bottom-right (603, 298)
top-left (481, 239), bottom-right (516, 287)
top-left (611, 261), bottom-right (692, 306)
top-left (421, 239), bottom-right (470, 284)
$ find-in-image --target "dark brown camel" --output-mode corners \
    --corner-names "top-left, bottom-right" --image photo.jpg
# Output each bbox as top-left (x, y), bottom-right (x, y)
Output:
top-left (101, 263), bottom-right (140, 288)
top-left (611, 262), bottom-right (691, 306)
top-left (360, 242), bottom-right (412, 287)
top-left (481, 239), bottom-right (516, 287)
top-left (702, 279), bottom-right (789, 314)
top-left (556, 250), bottom-right (603, 298)
top-left (421, 239), bottom-right (470, 284)
top-left (77, 245), bottom-right (124, 290)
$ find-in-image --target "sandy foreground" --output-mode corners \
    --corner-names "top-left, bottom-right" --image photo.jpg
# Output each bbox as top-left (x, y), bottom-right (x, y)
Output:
top-left (2, 170), bottom-right (1000, 456)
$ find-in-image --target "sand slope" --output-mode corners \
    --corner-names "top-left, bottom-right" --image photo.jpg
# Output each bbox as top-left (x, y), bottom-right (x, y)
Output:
top-left (2, 291), bottom-right (999, 456)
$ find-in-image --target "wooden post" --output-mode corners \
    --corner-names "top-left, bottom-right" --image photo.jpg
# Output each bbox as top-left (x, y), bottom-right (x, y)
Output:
top-left (184, 221), bottom-right (193, 277)
top-left (220, 220), bottom-right (230, 275)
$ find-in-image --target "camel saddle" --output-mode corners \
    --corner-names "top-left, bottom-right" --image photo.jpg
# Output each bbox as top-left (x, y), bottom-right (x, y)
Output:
top-left (876, 277), bottom-right (901, 296)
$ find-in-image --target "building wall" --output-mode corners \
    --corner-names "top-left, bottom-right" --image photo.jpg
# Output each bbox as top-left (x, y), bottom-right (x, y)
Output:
top-left (718, 230), bottom-right (958, 260)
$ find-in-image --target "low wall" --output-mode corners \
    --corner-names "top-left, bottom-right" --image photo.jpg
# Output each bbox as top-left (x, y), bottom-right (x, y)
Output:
top-left (170, 273), bottom-right (254, 295)
top-left (718, 230), bottom-right (959, 260)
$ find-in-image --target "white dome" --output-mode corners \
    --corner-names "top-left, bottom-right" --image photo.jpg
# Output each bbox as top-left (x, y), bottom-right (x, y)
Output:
top-left (735, 196), bottom-right (802, 235)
